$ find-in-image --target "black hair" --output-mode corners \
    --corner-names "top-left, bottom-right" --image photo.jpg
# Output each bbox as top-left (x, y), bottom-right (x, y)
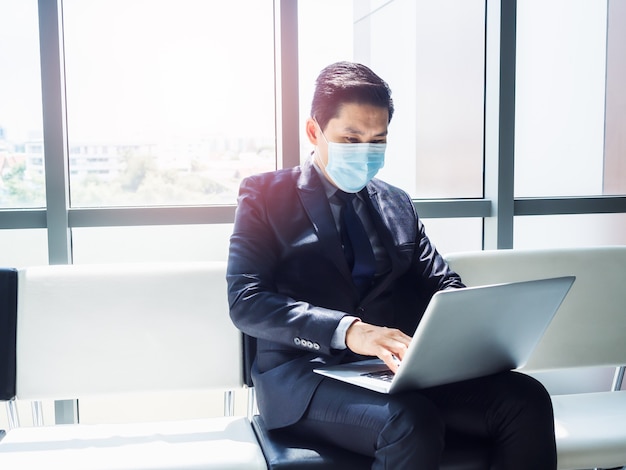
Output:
top-left (311, 61), bottom-right (394, 131)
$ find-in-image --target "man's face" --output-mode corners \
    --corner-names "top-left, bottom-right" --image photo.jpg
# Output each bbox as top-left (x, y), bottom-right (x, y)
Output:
top-left (306, 102), bottom-right (389, 187)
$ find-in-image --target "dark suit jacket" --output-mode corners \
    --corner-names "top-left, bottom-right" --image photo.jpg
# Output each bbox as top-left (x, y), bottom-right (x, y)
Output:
top-left (227, 158), bottom-right (464, 430)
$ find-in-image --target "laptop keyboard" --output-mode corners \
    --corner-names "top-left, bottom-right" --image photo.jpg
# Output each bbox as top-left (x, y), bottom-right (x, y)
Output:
top-left (362, 369), bottom-right (395, 382)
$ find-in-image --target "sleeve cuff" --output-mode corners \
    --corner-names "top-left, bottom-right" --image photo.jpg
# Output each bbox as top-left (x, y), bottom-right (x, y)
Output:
top-left (331, 316), bottom-right (360, 350)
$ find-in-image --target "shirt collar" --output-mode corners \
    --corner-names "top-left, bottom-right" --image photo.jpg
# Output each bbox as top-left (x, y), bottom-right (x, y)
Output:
top-left (312, 156), bottom-right (339, 201)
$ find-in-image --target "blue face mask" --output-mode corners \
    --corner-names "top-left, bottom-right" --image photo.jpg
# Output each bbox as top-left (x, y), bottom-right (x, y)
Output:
top-left (316, 122), bottom-right (386, 193)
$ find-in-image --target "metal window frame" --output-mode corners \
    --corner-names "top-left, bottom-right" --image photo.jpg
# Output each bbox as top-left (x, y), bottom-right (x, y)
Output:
top-left (0, 0), bottom-right (623, 235)
top-left (38, 0), bottom-right (72, 265)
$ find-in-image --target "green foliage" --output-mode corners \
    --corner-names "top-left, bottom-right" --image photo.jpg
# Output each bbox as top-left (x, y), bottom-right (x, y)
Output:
top-left (69, 153), bottom-right (234, 207)
top-left (0, 162), bottom-right (46, 208)
top-left (2, 151), bottom-right (243, 208)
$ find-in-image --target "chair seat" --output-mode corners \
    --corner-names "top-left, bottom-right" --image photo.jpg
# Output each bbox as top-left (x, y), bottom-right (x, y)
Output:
top-left (251, 415), bottom-right (489, 470)
top-left (0, 416), bottom-right (267, 469)
top-left (553, 391), bottom-right (626, 470)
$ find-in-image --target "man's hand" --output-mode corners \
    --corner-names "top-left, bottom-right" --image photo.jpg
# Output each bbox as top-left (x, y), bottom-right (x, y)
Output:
top-left (345, 320), bottom-right (412, 373)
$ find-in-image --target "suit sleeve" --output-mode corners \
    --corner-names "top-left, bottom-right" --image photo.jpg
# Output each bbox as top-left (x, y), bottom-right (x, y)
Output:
top-left (413, 216), bottom-right (466, 294)
top-left (226, 175), bottom-right (345, 356)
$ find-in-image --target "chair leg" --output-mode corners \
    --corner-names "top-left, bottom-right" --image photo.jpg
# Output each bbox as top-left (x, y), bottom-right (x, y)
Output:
top-left (611, 366), bottom-right (625, 391)
top-left (6, 399), bottom-right (19, 429)
top-left (31, 400), bottom-right (44, 426)
top-left (246, 386), bottom-right (258, 420)
top-left (224, 390), bottom-right (235, 417)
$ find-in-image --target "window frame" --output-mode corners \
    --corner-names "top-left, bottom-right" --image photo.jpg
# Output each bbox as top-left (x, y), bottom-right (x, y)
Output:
top-left (1, 0), bottom-right (625, 252)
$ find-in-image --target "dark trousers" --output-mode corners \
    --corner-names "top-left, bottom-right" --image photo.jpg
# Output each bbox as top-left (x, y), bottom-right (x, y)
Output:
top-left (287, 371), bottom-right (557, 470)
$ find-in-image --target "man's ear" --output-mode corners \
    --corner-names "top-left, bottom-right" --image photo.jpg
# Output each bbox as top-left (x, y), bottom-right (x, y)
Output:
top-left (305, 118), bottom-right (318, 146)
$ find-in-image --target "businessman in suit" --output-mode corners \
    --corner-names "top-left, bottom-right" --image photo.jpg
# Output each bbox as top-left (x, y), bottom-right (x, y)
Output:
top-left (227, 62), bottom-right (557, 469)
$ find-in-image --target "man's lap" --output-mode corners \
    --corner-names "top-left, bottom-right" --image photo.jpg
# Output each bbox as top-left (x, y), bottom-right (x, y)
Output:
top-left (284, 370), bottom-right (551, 457)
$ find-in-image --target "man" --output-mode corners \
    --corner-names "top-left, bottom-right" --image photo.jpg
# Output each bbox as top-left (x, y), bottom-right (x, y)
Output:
top-left (227, 61), bottom-right (556, 469)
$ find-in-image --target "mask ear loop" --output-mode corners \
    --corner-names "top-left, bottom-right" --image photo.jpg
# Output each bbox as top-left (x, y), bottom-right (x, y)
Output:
top-left (312, 117), bottom-right (329, 144)
top-left (312, 117), bottom-right (330, 166)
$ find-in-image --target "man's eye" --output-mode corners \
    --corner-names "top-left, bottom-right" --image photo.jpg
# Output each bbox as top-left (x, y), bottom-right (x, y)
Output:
top-left (346, 137), bottom-right (359, 143)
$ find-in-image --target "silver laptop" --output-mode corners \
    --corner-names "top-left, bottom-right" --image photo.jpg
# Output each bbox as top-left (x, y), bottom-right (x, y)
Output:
top-left (314, 276), bottom-right (575, 394)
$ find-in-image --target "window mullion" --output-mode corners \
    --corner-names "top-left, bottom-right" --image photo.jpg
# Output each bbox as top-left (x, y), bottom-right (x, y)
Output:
top-left (275, 0), bottom-right (300, 170)
top-left (38, 0), bottom-right (71, 265)
top-left (38, 0), bottom-right (77, 426)
top-left (483, 0), bottom-right (516, 249)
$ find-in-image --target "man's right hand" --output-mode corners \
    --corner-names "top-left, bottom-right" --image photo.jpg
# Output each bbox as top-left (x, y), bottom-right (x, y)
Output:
top-left (345, 320), bottom-right (412, 373)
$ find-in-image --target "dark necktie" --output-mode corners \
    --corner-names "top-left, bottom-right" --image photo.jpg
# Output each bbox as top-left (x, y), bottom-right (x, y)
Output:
top-left (336, 191), bottom-right (376, 295)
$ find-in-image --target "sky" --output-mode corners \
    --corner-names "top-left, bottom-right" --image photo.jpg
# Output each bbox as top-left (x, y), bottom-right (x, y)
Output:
top-left (0, 0), bottom-right (353, 145)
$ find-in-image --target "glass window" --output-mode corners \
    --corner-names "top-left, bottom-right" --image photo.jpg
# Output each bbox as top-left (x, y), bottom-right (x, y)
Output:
top-left (604, 0), bottom-right (626, 196)
top-left (421, 218), bottom-right (483, 255)
top-left (514, 214), bottom-right (626, 250)
top-left (0, 0), bottom-right (45, 208)
top-left (0, 229), bottom-right (48, 266)
top-left (71, 224), bottom-right (233, 264)
top-left (359, 0), bottom-right (485, 199)
top-left (62, 0), bottom-right (276, 208)
top-left (298, 0), bottom-right (485, 199)
top-left (298, 0), bottom-right (354, 163)
top-left (515, 1), bottom-right (626, 197)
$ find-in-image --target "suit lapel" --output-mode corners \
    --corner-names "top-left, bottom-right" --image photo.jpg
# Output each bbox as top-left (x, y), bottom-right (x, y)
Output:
top-left (297, 161), bottom-right (353, 280)
top-left (295, 162), bottom-right (415, 302)
top-left (360, 184), bottom-right (411, 304)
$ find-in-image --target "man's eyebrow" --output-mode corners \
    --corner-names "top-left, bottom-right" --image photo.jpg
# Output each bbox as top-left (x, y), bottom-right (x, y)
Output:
top-left (342, 126), bottom-right (388, 137)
